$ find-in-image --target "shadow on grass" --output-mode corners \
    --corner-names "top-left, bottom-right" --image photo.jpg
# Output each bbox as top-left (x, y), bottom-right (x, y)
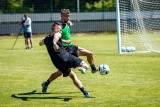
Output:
top-left (11, 90), bottom-right (73, 102)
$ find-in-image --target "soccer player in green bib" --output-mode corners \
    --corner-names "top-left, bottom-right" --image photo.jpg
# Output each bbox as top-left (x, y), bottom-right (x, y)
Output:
top-left (60, 9), bottom-right (98, 72)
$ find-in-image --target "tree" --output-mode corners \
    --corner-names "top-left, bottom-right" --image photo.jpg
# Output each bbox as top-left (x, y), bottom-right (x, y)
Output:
top-left (0, 0), bottom-right (23, 13)
top-left (80, 0), bottom-right (100, 12)
top-left (86, 0), bottom-right (115, 12)
top-left (0, 0), bottom-right (116, 13)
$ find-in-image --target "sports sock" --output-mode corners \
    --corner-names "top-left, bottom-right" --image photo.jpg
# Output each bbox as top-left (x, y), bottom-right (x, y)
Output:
top-left (44, 79), bottom-right (50, 86)
top-left (90, 64), bottom-right (97, 71)
top-left (80, 87), bottom-right (88, 95)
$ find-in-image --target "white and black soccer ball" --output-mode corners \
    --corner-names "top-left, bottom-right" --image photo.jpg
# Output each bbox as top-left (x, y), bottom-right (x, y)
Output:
top-left (121, 47), bottom-right (126, 52)
top-left (98, 64), bottom-right (110, 75)
top-left (126, 46), bottom-right (136, 52)
top-left (126, 47), bottom-right (132, 52)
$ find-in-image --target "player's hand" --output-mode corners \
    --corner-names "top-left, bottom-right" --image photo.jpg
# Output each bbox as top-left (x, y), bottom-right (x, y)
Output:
top-left (68, 21), bottom-right (73, 26)
top-left (53, 44), bottom-right (59, 51)
top-left (39, 39), bottom-right (44, 46)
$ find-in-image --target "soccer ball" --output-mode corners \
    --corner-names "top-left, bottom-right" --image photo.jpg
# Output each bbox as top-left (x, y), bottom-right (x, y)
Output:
top-left (126, 46), bottom-right (136, 52)
top-left (126, 47), bottom-right (132, 52)
top-left (121, 47), bottom-right (126, 52)
top-left (98, 64), bottom-right (110, 75)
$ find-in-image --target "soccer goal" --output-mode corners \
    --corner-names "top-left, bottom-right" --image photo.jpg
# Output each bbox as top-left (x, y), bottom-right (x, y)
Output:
top-left (116, 0), bottom-right (160, 54)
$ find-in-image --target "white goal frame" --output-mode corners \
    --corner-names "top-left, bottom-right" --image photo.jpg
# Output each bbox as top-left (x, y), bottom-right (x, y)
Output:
top-left (116, 0), bottom-right (160, 54)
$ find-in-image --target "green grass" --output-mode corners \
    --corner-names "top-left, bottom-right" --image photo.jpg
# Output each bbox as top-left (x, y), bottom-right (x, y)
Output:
top-left (0, 33), bottom-right (160, 107)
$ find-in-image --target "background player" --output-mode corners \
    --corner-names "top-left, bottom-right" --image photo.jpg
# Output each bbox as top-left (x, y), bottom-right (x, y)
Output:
top-left (19, 13), bottom-right (33, 49)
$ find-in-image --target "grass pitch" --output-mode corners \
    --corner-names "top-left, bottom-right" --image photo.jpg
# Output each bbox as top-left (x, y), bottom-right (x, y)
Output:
top-left (0, 33), bottom-right (160, 107)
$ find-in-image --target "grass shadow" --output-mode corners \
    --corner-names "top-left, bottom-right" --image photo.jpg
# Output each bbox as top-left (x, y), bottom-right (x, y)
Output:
top-left (11, 90), bottom-right (73, 102)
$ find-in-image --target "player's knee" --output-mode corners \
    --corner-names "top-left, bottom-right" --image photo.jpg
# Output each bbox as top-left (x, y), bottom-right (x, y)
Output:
top-left (87, 51), bottom-right (93, 57)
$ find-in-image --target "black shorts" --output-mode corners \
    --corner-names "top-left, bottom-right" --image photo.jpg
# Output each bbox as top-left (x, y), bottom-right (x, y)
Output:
top-left (64, 45), bottom-right (78, 57)
top-left (24, 32), bottom-right (32, 38)
top-left (51, 49), bottom-right (82, 77)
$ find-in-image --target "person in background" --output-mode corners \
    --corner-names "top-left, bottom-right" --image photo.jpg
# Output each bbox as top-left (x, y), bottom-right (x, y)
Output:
top-left (20, 13), bottom-right (33, 49)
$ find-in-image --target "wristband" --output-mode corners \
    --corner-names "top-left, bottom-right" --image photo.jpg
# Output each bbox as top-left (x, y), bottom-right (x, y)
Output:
top-left (53, 39), bottom-right (56, 44)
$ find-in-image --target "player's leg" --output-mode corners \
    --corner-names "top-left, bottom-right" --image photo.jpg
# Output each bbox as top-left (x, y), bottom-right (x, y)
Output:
top-left (78, 46), bottom-right (93, 65)
top-left (27, 32), bottom-right (33, 49)
top-left (78, 46), bottom-right (98, 73)
top-left (78, 60), bottom-right (89, 74)
top-left (42, 70), bottom-right (62, 93)
top-left (24, 33), bottom-right (28, 49)
top-left (29, 33), bottom-right (33, 48)
top-left (25, 38), bottom-right (28, 47)
top-left (27, 38), bottom-right (30, 48)
top-left (69, 70), bottom-right (90, 98)
top-left (25, 33), bottom-right (31, 49)
top-left (28, 38), bottom-right (33, 48)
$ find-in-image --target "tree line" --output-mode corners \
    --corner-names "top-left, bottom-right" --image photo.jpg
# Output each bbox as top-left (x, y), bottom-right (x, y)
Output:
top-left (0, 0), bottom-right (115, 13)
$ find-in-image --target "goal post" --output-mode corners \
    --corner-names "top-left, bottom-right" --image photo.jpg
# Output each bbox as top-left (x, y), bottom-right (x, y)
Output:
top-left (116, 0), bottom-right (160, 54)
top-left (116, 0), bottom-right (121, 54)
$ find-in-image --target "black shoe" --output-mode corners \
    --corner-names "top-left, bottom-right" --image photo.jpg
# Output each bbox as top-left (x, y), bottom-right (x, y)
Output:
top-left (91, 67), bottom-right (99, 74)
top-left (42, 82), bottom-right (48, 93)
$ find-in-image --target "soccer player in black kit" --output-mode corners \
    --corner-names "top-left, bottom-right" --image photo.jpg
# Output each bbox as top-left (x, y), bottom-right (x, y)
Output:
top-left (39, 22), bottom-right (90, 98)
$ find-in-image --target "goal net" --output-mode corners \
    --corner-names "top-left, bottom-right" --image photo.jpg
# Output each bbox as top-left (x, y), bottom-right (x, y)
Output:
top-left (117, 0), bottom-right (160, 53)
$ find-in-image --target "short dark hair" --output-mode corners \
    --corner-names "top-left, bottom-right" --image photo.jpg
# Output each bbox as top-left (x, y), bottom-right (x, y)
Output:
top-left (51, 22), bottom-right (62, 30)
top-left (61, 9), bottom-right (70, 16)
top-left (53, 22), bottom-right (62, 27)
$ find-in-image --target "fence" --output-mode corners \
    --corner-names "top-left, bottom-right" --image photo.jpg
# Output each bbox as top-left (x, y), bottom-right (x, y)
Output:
top-left (0, 12), bottom-right (116, 34)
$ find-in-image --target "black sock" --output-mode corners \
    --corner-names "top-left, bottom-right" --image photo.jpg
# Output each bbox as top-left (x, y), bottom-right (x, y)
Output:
top-left (44, 79), bottom-right (50, 86)
top-left (91, 64), bottom-right (96, 71)
top-left (80, 87), bottom-right (88, 95)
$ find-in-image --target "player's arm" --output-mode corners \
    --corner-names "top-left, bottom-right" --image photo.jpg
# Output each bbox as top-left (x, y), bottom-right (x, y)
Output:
top-left (39, 33), bottom-right (52, 46)
top-left (61, 32), bottom-right (72, 44)
top-left (19, 18), bottom-right (24, 25)
top-left (53, 32), bottom-right (61, 50)
top-left (24, 18), bottom-right (31, 26)
top-left (24, 23), bottom-right (30, 26)
top-left (68, 20), bottom-right (73, 26)
top-left (19, 21), bottom-right (22, 25)
top-left (62, 39), bottom-right (71, 44)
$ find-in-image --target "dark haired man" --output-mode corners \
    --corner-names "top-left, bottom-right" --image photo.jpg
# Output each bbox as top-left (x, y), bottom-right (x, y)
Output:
top-left (39, 22), bottom-right (90, 98)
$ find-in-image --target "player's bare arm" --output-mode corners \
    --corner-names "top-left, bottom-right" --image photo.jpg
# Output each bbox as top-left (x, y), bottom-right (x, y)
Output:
top-left (53, 32), bottom-right (61, 50)
top-left (62, 39), bottom-right (71, 44)
top-left (68, 20), bottom-right (73, 26)
top-left (23, 23), bottom-right (30, 26)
